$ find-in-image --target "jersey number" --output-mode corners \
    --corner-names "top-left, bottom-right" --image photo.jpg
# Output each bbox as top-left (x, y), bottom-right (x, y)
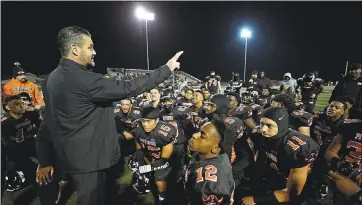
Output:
top-left (287, 136), bottom-right (306, 151)
top-left (196, 165), bottom-right (218, 183)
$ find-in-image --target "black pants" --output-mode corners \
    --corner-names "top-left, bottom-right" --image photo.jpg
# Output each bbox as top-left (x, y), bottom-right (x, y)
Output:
top-left (69, 166), bottom-right (117, 205)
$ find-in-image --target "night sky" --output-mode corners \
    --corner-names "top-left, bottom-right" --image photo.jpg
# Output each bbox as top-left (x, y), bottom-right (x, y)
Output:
top-left (2, 1), bottom-right (362, 81)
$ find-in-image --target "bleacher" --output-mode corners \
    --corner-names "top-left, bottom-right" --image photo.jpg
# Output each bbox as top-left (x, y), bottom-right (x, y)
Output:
top-left (107, 68), bottom-right (203, 89)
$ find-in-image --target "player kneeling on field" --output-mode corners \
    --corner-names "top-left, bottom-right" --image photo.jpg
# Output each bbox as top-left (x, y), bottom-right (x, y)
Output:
top-left (185, 121), bottom-right (235, 205)
top-left (242, 107), bottom-right (320, 205)
top-left (131, 107), bottom-right (176, 204)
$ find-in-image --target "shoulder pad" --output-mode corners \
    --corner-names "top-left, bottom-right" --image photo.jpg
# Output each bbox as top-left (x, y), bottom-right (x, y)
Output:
top-left (157, 123), bottom-right (177, 138)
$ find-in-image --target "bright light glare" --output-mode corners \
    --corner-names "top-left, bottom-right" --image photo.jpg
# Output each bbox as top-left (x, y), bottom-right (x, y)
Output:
top-left (240, 29), bottom-right (252, 38)
top-left (135, 7), bottom-right (155, 21)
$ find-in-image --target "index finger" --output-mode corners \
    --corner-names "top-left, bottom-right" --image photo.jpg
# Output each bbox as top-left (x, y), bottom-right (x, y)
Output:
top-left (172, 51), bottom-right (184, 61)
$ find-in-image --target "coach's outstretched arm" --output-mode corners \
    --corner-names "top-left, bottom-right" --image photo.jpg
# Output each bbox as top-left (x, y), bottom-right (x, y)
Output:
top-left (85, 51), bottom-right (183, 101)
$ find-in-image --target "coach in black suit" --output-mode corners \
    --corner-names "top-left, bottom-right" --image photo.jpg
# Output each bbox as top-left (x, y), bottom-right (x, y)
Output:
top-left (35, 26), bottom-right (183, 205)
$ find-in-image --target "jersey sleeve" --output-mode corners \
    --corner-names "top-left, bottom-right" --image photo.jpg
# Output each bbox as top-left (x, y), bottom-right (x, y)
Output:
top-left (232, 105), bottom-right (252, 121)
top-left (216, 75), bottom-right (221, 82)
top-left (157, 123), bottom-right (177, 146)
top-left (285, 133), bottom-right (320, 168)
top-left (291, 110), bottom-right (313, 128)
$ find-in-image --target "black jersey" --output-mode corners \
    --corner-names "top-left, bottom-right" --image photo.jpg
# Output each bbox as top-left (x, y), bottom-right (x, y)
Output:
top-left (228, 105), bottom-right (252, 122)
top-left (1, 111), bottom-right (41, 162)
top-left (310, 112), bottom-right (345, 148)
top-left (252, 128), bottom-right (320, 178)
top-left (160, 113), bottom-right (187, 145)
top-left (184, 153), bottom-right (235, 205)
top-left (289, 110), bottom-right (314, 130)
top-left (205, 75), bottom-right (221, 94)
top-left (132, 122), bottom-right (177, 161)
top-left (114, 107), bottom-right (142, 155)
top-left (174, 105), bottom-right (208, 138)
top-left (338, 119), bottom-right (362, 171)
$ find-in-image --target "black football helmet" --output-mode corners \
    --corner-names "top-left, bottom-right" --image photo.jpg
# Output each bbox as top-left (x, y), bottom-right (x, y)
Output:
top-left (5, 171), bottom-right (26, 192)
top-left (131, 171), bottom-right (151, 194)
top-left (302, 72), bottom-right (315, 83)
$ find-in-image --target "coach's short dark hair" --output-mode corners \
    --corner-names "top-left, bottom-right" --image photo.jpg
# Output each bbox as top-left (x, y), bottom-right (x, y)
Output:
top-left (57, 26), bottom-right (91, 57)
top-left (5, 95), bottom-right (21, 104)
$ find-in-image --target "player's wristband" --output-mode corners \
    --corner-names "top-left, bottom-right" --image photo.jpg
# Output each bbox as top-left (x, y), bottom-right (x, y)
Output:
top-left (349, 189), bottom-right (362, 204)
top-left (253, 192), bottom-right (278, 204)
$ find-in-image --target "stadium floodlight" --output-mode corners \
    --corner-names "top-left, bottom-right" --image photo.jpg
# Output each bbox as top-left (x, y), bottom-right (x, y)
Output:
top-left (240, 28), bottom-right (252, 82)
top-left (135, 7), bottom-right (155, 70)
top-left (240, 29), bottom-right (252, 39)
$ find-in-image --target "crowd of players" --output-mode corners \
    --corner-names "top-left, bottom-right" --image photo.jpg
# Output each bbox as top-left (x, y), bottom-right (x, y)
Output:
top-left (2, 64), bottom-right (362, 205)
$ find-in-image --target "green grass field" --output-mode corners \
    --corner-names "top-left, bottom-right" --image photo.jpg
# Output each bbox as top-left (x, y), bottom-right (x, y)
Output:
top-left (314, 86), bottom-right (334, 112)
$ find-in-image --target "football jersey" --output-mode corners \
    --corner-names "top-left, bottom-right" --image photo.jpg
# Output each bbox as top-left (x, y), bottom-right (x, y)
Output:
top-left (338, 119), bottom-right (362, 170)
top-left (184, 153), bottom-right (235, 205)
top-left (1, 111), bottom-right (41, 162)
top-left (173, 105), bottom-right (208, 138)
top-left (228, 105), bottom-right (252, 122)
top-left (160, 112), bottom-right (186, 145)
top-left (132, 122), bottom-right (176, 161)
top-left (310, 112), bottom-right (345, 148)
top-left (205, 75), bottom-right (221, 93)
top-left (252, 129), bottom-right (320, 178)
top-left (289, 110), bottom-right (314, 130)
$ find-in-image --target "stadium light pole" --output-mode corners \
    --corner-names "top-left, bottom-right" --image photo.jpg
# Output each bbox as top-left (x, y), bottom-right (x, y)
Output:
top-left (240, 28), bottom-right (252, 82)
top-left (135, 7), bottom-right (155, 71)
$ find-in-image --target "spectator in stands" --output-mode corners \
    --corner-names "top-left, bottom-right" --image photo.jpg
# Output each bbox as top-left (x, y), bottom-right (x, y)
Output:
top-left (280, 72), bottom-right (297, 95)
top-left (3, 63), bottom-right (45, 109)
top-left (258, 70), bottom-right (272, 89)
top-left (329, 63), bottom-right (362, 119)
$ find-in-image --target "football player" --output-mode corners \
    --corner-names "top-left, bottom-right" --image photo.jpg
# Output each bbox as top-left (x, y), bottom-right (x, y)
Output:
top-left (242, 107), bottom-right (319, 205)
top-left (226, 92), bottom-right (256, 130)
top-left (1, 95), bottom-right (41, 187)
top-left (204, 71), bottom-right (222, 95)
top-left (185, 121), bottom-right (235, 205)
top-left (325, 119), bottom-right (362, 177)
top-left (131, 107), bottom-right (177, 204)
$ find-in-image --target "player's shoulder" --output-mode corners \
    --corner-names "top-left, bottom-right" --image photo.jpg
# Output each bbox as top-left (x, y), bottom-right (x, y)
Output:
top-left (284, 130), bottom-right (320, 158)
top-left (291, 110), bottom-right (313, 126)
top-left (339, 119), bottom-right (362, 134)
top-left (215, 75), bottom-right (221, 81)
top-left (157, 122), bottom-right (177, 137)
top-left (342, 119), bottom-right (362, 125)
top-left (202, 154), bottom-right (232, 176)
top-left (224, 116), bottom-right (243, 125)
